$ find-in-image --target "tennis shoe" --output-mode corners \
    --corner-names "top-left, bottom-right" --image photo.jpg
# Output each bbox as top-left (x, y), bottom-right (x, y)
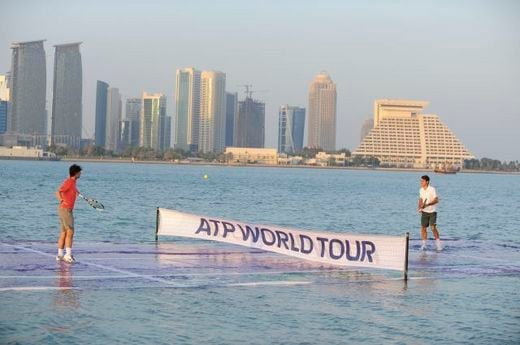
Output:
top-left (420, 243), bottom-right (427, 251)
top-left (56, 255), bottom-right (63, 261)
top-left (63, 254), bottom-right (76, 263)
top-left (435, 240), bottom-right (443, 251)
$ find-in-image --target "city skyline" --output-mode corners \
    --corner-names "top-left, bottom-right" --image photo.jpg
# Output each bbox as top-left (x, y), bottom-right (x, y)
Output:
top-left (1, 1), bottom-right (519, 159)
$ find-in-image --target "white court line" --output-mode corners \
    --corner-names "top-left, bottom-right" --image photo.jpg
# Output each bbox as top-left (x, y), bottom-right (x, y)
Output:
top-left (455, 254), bottom-right (516, 264)
top-left (0, 243), bottom-right (177, 286)
top-left (0, 275), bottom-right (142, 280)
top-left (6, 242), bottom-right (506, 290)
top-left (0, 269), bottom-right (351, 280)
top-left (228, 281), bottom-right (311, 287)
top-left (0, 286), bottom-right (75, 292)
top-left (0, 243), bottom-right (325, 286)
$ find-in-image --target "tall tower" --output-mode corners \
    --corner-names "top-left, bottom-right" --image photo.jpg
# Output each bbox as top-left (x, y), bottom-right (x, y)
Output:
top-left (234, 96), bottom-right (265, 148)
top-left (51, 42), bottom-right (82, 149)
top-left (140, 92), bottom-right (166, 151)
top-left (125, 98), bottom-right (141, 147)
top-left (278, 105), bottom-right (306, 154)
top-left (9, 40), bottom-right (47, 135)
top-left (175, 67), bottom-right (200, 151)
top-left (95, 81), bottom-right (109, 147)
top-left (199, 71), bottom-right (226, 153)
top-left (307, 71), bottom-right (337, 151)
top-left (105, 87), bottom-right (121, 152)
top-left (225, 92), bottom-right (238, 148)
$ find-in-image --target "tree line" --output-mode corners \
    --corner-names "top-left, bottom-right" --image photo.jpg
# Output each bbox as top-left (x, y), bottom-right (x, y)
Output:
top-left (464, 158), bottom-right (519, 172)
top-left (48, 145), bottom-right (518, 171)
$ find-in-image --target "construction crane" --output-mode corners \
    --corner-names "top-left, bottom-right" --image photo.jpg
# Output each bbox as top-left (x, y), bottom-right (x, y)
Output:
top-left (238, 84), bottom-right (268, 99)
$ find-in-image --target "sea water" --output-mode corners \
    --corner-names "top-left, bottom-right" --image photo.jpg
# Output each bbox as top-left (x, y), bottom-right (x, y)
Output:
top-left (0, 160), bottom-right (519, 344)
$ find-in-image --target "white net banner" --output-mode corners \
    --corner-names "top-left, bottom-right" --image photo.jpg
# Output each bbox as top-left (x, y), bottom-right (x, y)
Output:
top-left (157, 208), bottom-right (408, 272)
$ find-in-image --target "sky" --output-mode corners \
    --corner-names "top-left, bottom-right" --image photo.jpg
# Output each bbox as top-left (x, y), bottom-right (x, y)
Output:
top-left (1, 0), bottom-right (519, 160)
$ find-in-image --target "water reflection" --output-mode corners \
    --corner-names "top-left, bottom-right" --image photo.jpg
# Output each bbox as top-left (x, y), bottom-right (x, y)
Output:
top-left (54, 262), bottom-right (79, 309)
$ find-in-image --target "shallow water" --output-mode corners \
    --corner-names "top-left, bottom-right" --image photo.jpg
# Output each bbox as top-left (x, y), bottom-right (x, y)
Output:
top-left (0, 160), bottom-right (519, 344)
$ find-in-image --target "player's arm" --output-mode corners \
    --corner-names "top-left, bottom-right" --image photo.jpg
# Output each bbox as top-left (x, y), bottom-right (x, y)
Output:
top-left (425, 197), bottom-right (439, 207)
top-left (55, 189), bottom-right (63, 204)
top-left (418, 198), bottom-right (424, 210)
top-left (56, 181), bottom-right (70, 204)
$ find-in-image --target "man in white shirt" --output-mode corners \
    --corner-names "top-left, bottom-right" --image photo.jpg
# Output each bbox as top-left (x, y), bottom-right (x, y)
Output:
top-left (418, 175), bottom-right (442, 251)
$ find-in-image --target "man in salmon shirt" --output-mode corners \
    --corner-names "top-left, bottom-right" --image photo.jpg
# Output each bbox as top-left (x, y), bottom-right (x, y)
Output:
top-left (55, 164), bottom-right (82, 263)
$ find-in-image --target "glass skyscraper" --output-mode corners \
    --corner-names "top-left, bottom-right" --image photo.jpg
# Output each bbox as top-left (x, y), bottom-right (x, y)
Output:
top-left (140, 92), bottom-right (166, 151)
top-left (225, 92), bottom-right (238, 148)
top-left (51, 43), bottom-right (82, 149)
top-left (0, 101), bottom-right (7, 134)
top-left (278, 105), bottom-right (305, 154)
top-left (105, 87), bottom-right (122, 152)
top-left (175, 68), bottom-right (200, 152)
top-left (125, 98), bottom-right (141, 148)
top-left (9, 40), bottom-right (47, 135)
top-left (95, 81), bottom-right (109, 147)
top-left (199, 71), bottom-right (226, 153)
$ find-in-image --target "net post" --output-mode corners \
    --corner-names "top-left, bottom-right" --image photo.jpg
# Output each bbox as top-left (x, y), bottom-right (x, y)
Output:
top-left (155, 207), bottom-right (160, 242)
top-left (404, 232), bottom-right (410, 281)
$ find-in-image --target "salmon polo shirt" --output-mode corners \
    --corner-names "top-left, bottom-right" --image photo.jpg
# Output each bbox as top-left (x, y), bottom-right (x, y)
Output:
top-left (59, 177), bottom-right (78, 209)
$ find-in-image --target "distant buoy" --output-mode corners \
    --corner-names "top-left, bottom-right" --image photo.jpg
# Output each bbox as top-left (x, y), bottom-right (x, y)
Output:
top-left (203, 174), bottom-right (209, 180)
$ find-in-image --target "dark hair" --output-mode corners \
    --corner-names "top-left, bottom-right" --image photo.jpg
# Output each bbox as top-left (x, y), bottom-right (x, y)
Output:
top-left (69, 164), bottom-right (82, 177)
top-left (421, 175), bottom-right (430, 183)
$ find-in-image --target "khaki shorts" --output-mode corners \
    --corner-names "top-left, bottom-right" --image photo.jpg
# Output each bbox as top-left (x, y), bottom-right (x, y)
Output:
top-left (58, 207), bottom-right (74, 232)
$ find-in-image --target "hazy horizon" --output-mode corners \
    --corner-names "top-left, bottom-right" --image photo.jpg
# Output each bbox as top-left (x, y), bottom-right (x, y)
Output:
top-left (1, 0), bottom-right (519, 160)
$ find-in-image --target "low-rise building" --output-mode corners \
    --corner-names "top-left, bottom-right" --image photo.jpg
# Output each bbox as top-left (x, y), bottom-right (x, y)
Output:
top-left (278, 154), bottom-right (303, 165)
top-left (0, 146), bottom-right (57, 160)
top-left (225, 147), bottom-right (277, 165)
top-left (315, 151), bottom-right (346, 166)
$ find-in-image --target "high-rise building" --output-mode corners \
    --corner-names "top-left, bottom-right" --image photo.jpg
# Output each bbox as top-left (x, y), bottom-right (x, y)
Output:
top-left (105, 87), bottom-right (122, 152)
top-left (95, 81), bottom-right (109, 147)
top-left (9, 40), bottom-right (47, 135)
top-left (234, 97), bottom-right (265, 148)
top-left (125, 98), bottom-right (141, 147)
top-left (307, 71), bottom-right (337, 151)
top-left (161, 116), bottom-right (172, 151)
top-left (51, 43), bottom-right (82, 149)
top-left (199, 71), bottom-right (226, 153)
top-left (225, 92), bottom-right (238, 148)
top-left (0, 74), bottom-right (10, 101)
top-left (360, 118), bottom-right (374, 142)
top-left (0, 101), bottom-right (7, 134)
top-left (175, 67), bottom-right (200, 151)
top-left (278, 105), bottom-right (306, 154)
top-left (353, 99), bottom-right (475, 168)
top-left (119, 119), bottom-right (131, 151)
top-left (140, 92), bottom-right (166, 151)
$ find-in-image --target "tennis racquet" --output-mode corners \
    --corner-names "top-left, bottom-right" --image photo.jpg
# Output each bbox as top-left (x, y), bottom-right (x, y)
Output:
top-left (78, 193), bottom-right (105, 211)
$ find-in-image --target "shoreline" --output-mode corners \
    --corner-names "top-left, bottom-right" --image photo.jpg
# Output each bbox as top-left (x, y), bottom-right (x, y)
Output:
top-left (50, 157), bottom-right (520, 175)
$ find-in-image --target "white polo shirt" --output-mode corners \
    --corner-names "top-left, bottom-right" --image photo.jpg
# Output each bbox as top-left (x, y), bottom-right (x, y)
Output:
top-left (419, 185), bottom-right (438, 213)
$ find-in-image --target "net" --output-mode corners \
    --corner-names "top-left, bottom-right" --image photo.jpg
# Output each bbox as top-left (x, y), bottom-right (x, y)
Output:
top-left (156, 208), bottom-right (409, 273)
